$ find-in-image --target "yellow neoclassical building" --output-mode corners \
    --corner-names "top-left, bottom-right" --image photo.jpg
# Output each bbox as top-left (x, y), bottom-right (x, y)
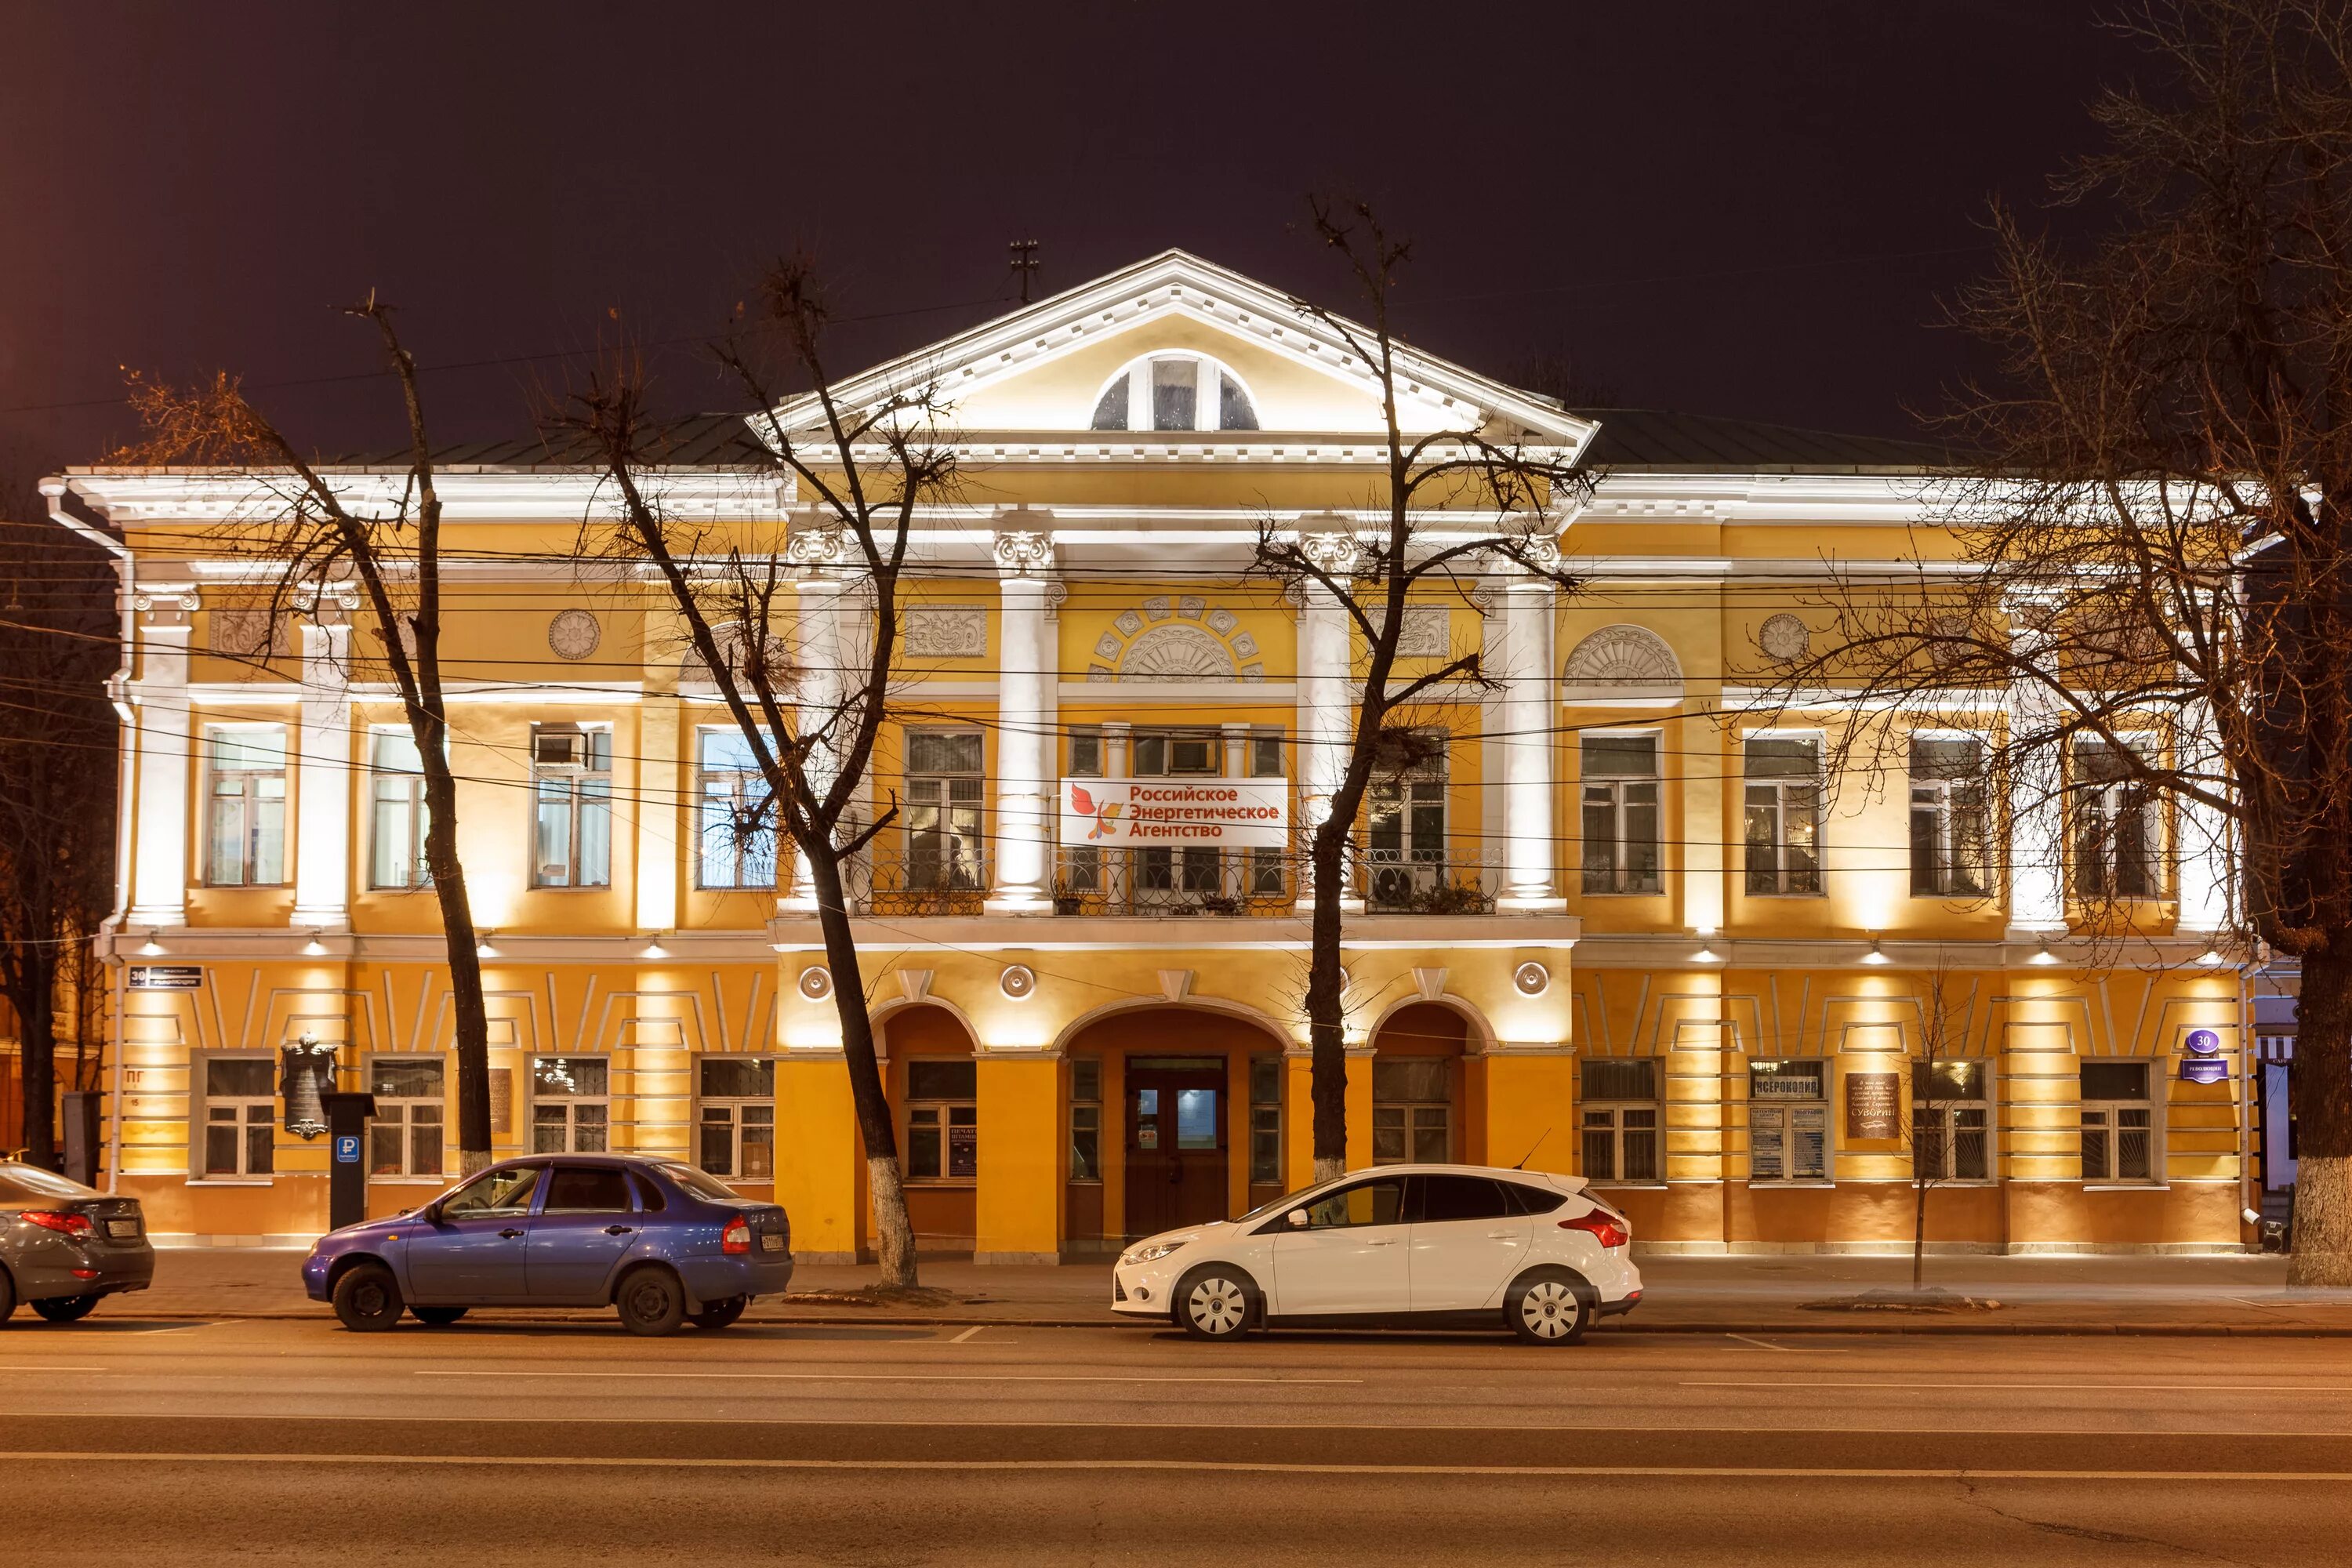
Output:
top-left (46, 251), bottom-right (2250, 1255)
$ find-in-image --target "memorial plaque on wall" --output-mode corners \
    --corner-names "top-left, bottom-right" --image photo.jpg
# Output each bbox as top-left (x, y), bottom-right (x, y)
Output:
top-left (1846, 1072), bottom-right (1900, 1141)
top-left (488, 1068), bottom-right (513, 1135)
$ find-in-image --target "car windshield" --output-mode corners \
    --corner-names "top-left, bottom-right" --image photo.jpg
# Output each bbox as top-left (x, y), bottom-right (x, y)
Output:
top-left (659, 1163), bottom-right (742, 1203)
top-left (0, 1163), bottom-right (98, 1200)
top-left (1234, 1181), bottom-right (1337, 1225)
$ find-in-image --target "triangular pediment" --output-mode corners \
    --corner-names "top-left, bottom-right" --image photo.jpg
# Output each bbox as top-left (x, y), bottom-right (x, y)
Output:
top-left (760, 249), bottom-right (1596, 451)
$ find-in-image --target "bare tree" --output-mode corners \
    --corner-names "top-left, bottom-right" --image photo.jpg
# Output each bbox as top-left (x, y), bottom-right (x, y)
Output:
top-left (1904, 960), bottom-right (1979, 1293)
top-left (0, 464), bottom-right (118, 1165)
top-left (119, 298), bottom-right (499, 1175)
top-left (554, 260), bottom-right (955, 1288)
top-left (1251, 201), bottom-right (1595, 1180)
top-left (1743, 0), bottom-right (2352, 1286)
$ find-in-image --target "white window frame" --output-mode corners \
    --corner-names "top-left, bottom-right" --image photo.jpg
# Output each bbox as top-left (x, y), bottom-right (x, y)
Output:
top-left (530, 1055), bottom-right (612, 1154)
top-left (1743, 732), bottom-right (1824, 897)
top-left (905, 728), bottom-right (985, 892)
top-left (904, 1058), bottom-right (978, 1185)
top-left (2080, 1060), bottom-right (2160, 1184)
top-left (1747, 1059), bottom-right (1830, 1183)
top-left (695, 728), bottom-right (778, 891)
top-left (1247, 1053), bottom-right (1283, 1187)
top-left (1581, 731), bottom-right (1663, 895)
top-left (368, 727), bottom-right (433, 891)
top-left (1069, 1057), bottom-right (1104, 1184)
top-left (1088, 353), bottom-right (1262, 433)
top-left (1911, 1058), bottom-right (1993, 1183)
top-left (1909, 731), bottom-right (1991, 898)
top-left (205, 724), bottom-right (289, 887)
top-left (695, 1055), bottom-right (776, 1181)
top-left (1371, 1058), bottom-right (1454, 1166)
top-left (365, 1054), bottom-right (447, 1179)
top-left (198, 1054), bottom-right (277, 1178)
top-left (2072, 738), bottom-right (2165, 901)
top-left (530, 724), bottom-right (614, 889)
top-left (1579, 1058), bottom-right (1663, 1184)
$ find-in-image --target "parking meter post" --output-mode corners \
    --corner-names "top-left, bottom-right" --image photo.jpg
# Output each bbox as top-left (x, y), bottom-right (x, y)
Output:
top-left (320, 1091), bottom-right (377, 1232)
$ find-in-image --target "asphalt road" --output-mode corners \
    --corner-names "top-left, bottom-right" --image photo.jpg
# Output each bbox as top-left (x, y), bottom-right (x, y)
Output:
top-left (1, 1312), bottom-right (2345, 1565)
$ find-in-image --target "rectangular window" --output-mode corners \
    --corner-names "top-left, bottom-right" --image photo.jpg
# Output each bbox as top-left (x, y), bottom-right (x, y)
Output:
top-left (1249, 1054), bottom-right (1283, 1185)
top-left (1372, 1058), bottom-right (1451, 1165)
top-left (906, 1058), bottom-right (978, 1182)
top-left (1581, 734), bottom-right (1662, 894)
top-left (2073, 739), bottom-right (2162, 900)
top-left (1069, 1058), bottom-right (1102, 1181)
top-left (696, 1056), bottom-right (775, 1180)
top-left (366, 1057), bottom-right (445, 1178)
top-left (532, 726), bottom-right (612, 888)
top-left (1139, 844), bottom-right (1221, 894)
top-left (1068, 728), bottom-right (1103, 779)
top-left (202, 1058), bottom-right (275, 1177)
top-left (1910, 737), bottom-right (1990, 898)
top-left (206, 725), bottom-right (289, 887)
top-left (1250, 731), bottom-right (1284, 779)
top-left (1131, 729), bottom-right (1220, 776)
top-left (530, 1056), bottom-right (610, 1154)
top-left (1579, 1058), bottom-right (1661, 1182)
top-left (1748, 1059), bottom-right (1828, 1181)
top-left (697, 729), bottom-right (779, 891)
top-left (906, 730), bottom-right (984, 891)
top-left (2080, 1059), bottom-right (2155, 1182)
top-left (1913, 1058), bottom-right (1990, 1181)
top-left (1744, 737), bottom-right (1823, 895)
top-left (1369, 733), bottom-right (1447, 909)
top-left (1151, 357), bottom-right (1198, 430)
top-left (369, 729), bottom-right (432, 891)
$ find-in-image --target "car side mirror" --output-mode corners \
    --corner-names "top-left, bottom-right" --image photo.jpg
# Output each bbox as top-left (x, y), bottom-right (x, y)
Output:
top-left (1287, 1208), bottom-right (1310, 1229)
top-left (419, 1201), bottom-right (445, 1226)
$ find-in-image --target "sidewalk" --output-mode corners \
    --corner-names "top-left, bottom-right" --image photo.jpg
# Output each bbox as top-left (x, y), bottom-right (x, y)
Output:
top-left (106, 1247), bottom-right (2352, 1335)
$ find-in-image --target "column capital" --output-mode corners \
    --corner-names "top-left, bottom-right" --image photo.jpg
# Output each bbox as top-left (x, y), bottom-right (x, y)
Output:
top-left (992, 510), bottom-right (1057, 578)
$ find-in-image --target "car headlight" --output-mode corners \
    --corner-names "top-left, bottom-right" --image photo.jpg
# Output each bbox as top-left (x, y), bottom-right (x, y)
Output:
top-left (1122, 1239), bottom-right (1189, 1266)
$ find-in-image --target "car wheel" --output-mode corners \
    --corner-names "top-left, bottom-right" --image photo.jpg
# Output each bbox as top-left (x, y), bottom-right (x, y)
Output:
top-left (0, 1267), bottom-right (16, 1327)
top-left (411, 1305), bottom-right (468, 1327)
top-left (615, 1265), bottom-right (687, 1337)
top-left (332, 1261), bottom-right (405, 1333)
top-left (688, 1296), bottom-right (746, 1330)
top-left (1175, 1266), bottom-right (1258, 1341)
top-left (31, 1294), bottom-right (100, 1324)
top-left (1506, 1269), bottom-right (1592, 1345)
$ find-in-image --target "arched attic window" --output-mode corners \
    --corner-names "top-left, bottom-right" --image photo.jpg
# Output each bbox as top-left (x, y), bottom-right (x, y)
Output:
top-left (1090, 354), bottom-right (1260, 432)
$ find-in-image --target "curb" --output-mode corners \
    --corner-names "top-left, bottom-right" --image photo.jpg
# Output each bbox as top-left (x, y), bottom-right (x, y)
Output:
top-left (78, 1308), bottom-right (2352, 1338)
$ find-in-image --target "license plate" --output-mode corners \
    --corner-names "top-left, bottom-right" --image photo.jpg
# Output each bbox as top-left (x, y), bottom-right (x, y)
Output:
top-left (760, 1233), bottom-right (783, 1253)
top-left (107, 1219), bottom-right (140, 1239)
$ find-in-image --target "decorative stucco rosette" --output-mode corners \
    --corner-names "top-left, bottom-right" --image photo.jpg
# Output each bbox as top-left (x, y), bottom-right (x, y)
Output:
top-left (548, 609), bottom-right (602, 661)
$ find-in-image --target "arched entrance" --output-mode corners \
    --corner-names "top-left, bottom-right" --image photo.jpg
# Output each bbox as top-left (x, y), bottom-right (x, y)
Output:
top-left (1370, 1002), bottom-right (1481, 1167)
top-left (1062, 1005), bottom-right (1288, 1247)
top-left (880, 1004), bottom-right (978, 1254)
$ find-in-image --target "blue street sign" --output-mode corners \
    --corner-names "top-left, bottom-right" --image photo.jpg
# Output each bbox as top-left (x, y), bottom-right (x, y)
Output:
top-left (334, 1134), bottom-right (361, 1164)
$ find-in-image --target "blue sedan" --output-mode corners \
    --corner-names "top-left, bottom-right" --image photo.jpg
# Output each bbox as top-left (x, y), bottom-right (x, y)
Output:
top-left (303, 1156), bottom-right (793, 1336)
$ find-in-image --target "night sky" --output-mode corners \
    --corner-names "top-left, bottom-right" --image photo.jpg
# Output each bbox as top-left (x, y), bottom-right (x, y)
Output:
top-left (2, 1), bottom-right (2132, 472)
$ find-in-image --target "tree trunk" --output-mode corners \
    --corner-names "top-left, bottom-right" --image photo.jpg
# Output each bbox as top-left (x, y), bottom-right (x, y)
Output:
top-left (807, 846), bottom-right (920, 1288)
top-left (1307, 822), bottom-right (1349, 1184)
top-left (419, 761), bottom-right (492, 1177)
top-left (2289, 946), bottom-right (2352, 1288)
top-left (1912, 1172), bottom-right (1929, 1294)
top-left (16, 970), bottom-right (56, 1166)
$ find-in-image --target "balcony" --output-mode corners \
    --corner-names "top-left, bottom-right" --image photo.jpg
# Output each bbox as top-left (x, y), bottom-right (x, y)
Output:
top-left (831, 848), bottom-right (1502, 919)
top-left (1360, 855), bottom-right (1497, 916)
top-left (1053, 845), bottom-right (1294, 917)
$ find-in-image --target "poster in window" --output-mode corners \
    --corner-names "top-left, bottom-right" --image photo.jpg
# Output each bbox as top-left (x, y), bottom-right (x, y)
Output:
top-left (947, 1123), bottom-right (978, 1178)
top-left (1751, 1109), bottom-right (1784, 1178)
top-left (1846, 1072), bottom-right (1900, 1140)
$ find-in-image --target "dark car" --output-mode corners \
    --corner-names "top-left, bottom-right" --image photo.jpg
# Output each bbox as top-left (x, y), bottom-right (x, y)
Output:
top-left (0, 1160), bottom-right (154, 1326)
top-left (303, 1155), bottom-right (793, 1336)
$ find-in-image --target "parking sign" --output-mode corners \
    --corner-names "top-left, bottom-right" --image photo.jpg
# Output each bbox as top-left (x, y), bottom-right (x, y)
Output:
top-left (334, 1134), bottom-right (361, 1164)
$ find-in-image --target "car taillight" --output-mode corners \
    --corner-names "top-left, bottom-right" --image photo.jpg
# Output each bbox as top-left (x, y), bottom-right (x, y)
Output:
top-left (722, 1217), bottom-right (750, 1255)
top-left (1559, 1211), bottom-right (1630, 1249)
top-left (20, 1210), bottom-right (93, 1239)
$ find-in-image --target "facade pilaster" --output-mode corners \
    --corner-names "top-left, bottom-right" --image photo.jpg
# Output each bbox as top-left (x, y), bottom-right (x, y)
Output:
top-left (2176, 699), bottom-right (2230, 933)
top-left (2006, 670), bottom-right (2067, 937)
top-left (129, 586), bottom-right (197, 928)
top-left (1497, 560), bottom-right (1565, 913)
top-left (291, 593), bottom-right (354, 928)
top-left (781, 508), bottom-right (866, 914)
top-left (1293, 515), bottom-right (1361, 913)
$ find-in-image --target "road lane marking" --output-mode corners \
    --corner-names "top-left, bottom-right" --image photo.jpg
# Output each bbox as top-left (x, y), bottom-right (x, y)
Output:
top-left (0, 1450), bottom-right (2346, 1481)
top-left (949, 1327), bottom-right (985, 1345)
top-left (1725, 1334), bottom-right (1795, 1353)
top-left (1684, 1381), bottom-right (2336, 1392)
top-left (412, 1370), bottom-right (1361, 1385)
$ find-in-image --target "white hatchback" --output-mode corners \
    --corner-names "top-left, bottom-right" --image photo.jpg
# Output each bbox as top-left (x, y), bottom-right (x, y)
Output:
top-left (1111, 1163), bottom-right (1641, 1345)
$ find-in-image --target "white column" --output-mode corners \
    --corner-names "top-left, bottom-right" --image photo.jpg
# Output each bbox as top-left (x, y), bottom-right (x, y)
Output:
top-left (128, 588), bottom-right (196, 928)
top-left (781, 572), bottom-right (851, 915)
top-left (1497, 572), bottom-right (1565, 912)
top-left (1294, 567), bottom-right (1359, 913)
top-left (291, 603), bottom-right (353, 928)
top-left (2006, 675), bottom-right (2067, 936)
top-left (987, 518), bottom-right (1055, 914)
top-left (2177, 700), bottom-right (2230, 933)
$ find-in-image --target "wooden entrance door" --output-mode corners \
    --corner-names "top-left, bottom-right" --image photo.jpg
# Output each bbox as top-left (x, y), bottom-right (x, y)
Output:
top-left (1124, 1057), bottom-right (1228, 1240)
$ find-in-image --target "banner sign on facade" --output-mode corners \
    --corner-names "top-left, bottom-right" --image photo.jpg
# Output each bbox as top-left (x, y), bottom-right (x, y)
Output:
top-left (1061, 779), bottom-right (1288, 848)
